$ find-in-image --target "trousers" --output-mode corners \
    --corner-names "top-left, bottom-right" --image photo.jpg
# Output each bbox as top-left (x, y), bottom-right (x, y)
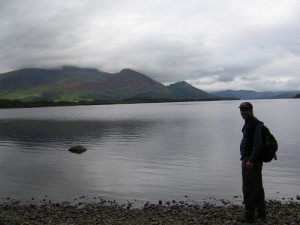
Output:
top-left (241, 156), bottom-right (266, 218)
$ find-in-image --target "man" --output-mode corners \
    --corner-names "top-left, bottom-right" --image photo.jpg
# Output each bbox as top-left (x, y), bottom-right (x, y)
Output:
top-left (238, 102), bottom-right (266, 223)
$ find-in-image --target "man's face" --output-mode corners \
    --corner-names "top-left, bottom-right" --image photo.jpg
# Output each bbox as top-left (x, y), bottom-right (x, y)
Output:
top-left (240, 108), bottom-right (253, 119)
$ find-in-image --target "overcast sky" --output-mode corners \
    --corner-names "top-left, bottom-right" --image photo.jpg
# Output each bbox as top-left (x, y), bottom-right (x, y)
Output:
top-left (1, 0), bottom-right (300, 91)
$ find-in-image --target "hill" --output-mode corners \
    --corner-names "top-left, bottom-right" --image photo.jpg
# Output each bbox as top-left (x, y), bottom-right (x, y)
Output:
top-left (168, 81), bottom-right (218, 99)
top-left (211, 90), bottom-right (299, 100)
top-left (0, 67), bottom-right (216, 102)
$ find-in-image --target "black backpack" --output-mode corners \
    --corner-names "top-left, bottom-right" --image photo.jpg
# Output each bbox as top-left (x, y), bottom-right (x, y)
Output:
top-left (259, 121), bottom-right (278, 162)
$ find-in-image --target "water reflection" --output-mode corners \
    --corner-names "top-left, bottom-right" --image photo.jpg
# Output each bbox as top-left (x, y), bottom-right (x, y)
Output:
top-left (0, 119), bottom-right (157, 147)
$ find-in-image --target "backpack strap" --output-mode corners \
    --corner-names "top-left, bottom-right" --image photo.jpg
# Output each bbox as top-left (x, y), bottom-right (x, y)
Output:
top-left (243, 117), bottom-right (260, 156)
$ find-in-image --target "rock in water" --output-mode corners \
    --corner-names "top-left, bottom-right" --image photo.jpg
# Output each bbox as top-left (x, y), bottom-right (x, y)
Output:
top-left (69, 145), bottom-right (87, 154)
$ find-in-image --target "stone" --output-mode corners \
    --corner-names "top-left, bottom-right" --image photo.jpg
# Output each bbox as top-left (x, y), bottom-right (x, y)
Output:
top-left (68, 145), bottom-right (87, 154)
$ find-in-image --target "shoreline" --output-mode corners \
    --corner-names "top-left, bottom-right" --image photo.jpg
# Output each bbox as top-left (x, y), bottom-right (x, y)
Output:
top-left (1, 198), bottom-right (299, 224)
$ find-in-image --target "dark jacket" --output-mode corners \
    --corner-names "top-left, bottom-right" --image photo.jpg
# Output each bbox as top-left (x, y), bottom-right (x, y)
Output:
top-left (240, 116), bottom-right (263, 162)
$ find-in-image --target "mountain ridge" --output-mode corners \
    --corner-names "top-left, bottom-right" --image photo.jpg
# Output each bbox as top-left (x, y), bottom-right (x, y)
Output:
top-left (211, 89), bottom-right (300, 100)
top-left (0, 67), bottom-right (216, 101)
top-left (1, 67), bottom-right (299, 102)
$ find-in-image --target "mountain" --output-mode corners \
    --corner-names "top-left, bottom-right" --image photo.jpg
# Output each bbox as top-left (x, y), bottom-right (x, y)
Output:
top-left (0, 66), bottom-right (110, 90)
top-left (211, 90), bottom-right (299, 100)
top-left (168, 81), bottom-right (217, 99)
top-left (97, 69), bottom-right (174, 99)
top-left (0, 67), bottom-right (215, 101)
top-left (0, 66), bottom-right (113, 101)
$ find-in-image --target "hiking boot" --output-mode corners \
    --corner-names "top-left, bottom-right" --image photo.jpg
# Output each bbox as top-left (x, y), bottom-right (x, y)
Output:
top-left (256, 209), bottom-right (267, 221)
top-left (236, 215), bottom-right (255, 223)
top-left (257, 213), bottom-right (266, 221)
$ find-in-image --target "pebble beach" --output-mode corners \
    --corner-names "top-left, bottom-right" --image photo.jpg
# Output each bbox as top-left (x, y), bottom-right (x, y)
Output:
top-left (0, 198), bottom-right (299, 225)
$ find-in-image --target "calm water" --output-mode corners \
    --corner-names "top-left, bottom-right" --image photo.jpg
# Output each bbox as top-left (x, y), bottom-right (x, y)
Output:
top-left (0, 99), bottom-right (299, 205)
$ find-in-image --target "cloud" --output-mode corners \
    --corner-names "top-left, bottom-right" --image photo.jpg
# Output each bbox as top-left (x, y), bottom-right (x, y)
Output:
top-left (1, 0), bottom-right (300, 91)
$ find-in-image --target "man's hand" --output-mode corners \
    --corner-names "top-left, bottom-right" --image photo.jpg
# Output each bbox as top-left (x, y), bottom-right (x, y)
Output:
top-left (246, 161), bottom-right (254, 169)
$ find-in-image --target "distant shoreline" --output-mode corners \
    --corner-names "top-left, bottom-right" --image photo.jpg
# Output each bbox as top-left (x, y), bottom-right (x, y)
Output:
top-left (0, 98), bottom-right (235, 109)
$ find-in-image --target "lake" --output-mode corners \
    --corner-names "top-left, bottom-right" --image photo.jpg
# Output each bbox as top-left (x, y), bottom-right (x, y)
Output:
top-left (0, 99), bottom-right (299, 205)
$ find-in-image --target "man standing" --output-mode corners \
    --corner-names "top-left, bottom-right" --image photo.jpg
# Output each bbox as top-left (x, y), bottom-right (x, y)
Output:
top-left (238, 102), bottom-right (266, 223)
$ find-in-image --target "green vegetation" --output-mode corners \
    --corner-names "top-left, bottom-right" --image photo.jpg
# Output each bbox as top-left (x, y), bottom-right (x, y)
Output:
top-left (0, 90), bottom-right (92, 102)
top-left (44, 91), bottom-right (89, 102)
top-left (0, 90), bottom-right (42, 100)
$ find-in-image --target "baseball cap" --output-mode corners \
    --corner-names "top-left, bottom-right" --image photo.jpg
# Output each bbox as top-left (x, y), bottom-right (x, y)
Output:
top-left (239, 102), bottom-right (253, 109)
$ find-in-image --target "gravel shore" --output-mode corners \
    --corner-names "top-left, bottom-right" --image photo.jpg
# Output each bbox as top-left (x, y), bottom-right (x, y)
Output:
top-left (0, 199), bottom-right (299, 225)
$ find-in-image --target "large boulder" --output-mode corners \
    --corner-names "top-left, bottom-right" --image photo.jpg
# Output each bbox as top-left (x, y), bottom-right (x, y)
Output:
top-left (68, 145), bottom-right (87, 154)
